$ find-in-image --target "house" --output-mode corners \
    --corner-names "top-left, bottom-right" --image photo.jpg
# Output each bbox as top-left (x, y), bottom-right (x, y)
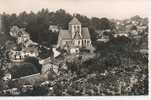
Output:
top-left (114, 33), bottom-right (128, 38)
top-left (2, 88), bottom-right (20, 95)
top-left (9, 46), bottom-right (39, 63)
top-left (129, 30), bottom-right (138, 35)
top-left (57, 17), bottom-right (92, 53)
top-left (96, 30), bottom-right (111, 43)
top-left (23, 47), bottom-right (39, 57)
top-left (2, 73), bottom-right (12, 81)
top-left (10, 26), bottom-right (27, 39)
top-left (9, 26), bottom-right (40, 63)
top-left (9, 48), bottom-right (25, 63)
top-left (41, 63), bottom-right (59, 75)
top-left (39, 57), bottom-right (51, 65)
top-left (49, 25), bottom-right (60, 32)
top-left (52, 48), bottom-right (61, 58)
top-left (137, 26), bottom-right (147, 33)
top-left (10, 26), bottom-right (38, 48)
top-left (18, 32), bottom-right (30, 44)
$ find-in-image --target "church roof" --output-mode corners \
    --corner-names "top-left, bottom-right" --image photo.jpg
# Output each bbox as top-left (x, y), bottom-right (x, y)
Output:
top-left (69, 17), bottom-right (81, 25)
top-left (58, 27), bottom-right (90, 40)
top-left (58, 30), bottom-right (71, 40)
top-left (74, 32), bottom-right (82, 39)
top-left (81, 27), bottom-right (91, 39)
top-left (24, 47), bottom-right (38, 53)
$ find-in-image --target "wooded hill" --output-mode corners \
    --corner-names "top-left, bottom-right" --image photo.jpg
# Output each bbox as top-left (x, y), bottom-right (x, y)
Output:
top-left (1, 9), bottom-right (115, 47)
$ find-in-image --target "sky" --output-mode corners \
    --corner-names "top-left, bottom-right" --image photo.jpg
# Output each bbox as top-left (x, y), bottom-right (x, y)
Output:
top-left (0, 0), bottom-right (149, 19)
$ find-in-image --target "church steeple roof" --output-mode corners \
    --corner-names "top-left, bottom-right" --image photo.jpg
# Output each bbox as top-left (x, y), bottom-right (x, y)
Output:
top-left (69, 17), bottom-right (81, 25)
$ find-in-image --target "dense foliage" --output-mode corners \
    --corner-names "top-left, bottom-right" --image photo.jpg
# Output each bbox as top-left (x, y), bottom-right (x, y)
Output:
top-left (0, 46), bottom-right (10, 78)
top-left (9, 62), bottom-right (39, 79)
top-left (1, 9), bottom-right (115, 47)
top-left (24, 57), bottom-right (42, 72)
top-left (64, 36), bottom-right (148, 95)
top-left (0, 9), bottom-right (148, 96)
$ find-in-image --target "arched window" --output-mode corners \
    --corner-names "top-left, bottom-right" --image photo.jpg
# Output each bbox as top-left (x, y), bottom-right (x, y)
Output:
top-left (74, 26), bottom-right (76, 30)
top-left (85, 40), bottom-right (87, 44)
top-left (77, 26), bottom-right (80, 30)
top-left (78, 40), bottom-right (80, 45)
top-left (77, 26), bottom-right (81, 33)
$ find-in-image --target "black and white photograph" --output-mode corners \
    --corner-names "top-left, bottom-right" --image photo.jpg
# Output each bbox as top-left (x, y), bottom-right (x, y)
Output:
top-left (0, 0), bottom-right (149, 97)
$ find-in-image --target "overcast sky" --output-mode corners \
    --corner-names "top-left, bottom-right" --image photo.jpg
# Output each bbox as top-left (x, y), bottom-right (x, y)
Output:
top-left (0, 0), bottom-right (148, 19)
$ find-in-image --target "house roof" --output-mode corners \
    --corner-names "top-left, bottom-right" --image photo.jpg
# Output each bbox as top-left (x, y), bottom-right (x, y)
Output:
top-left (69, 17), bottom-right (81, 25)
top-left (74, 32), bottom-right (82, 39)
top-left (24, 47), bottom-right (38, 53)
top-left (49, 25), bottom-right (59, 30)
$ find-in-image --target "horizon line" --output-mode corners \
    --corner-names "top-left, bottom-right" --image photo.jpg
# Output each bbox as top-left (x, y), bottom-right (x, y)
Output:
top-left (0, 8), bottom-right (148, 20)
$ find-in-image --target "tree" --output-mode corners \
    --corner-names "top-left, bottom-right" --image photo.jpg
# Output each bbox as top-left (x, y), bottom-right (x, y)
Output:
top-left (9, 62), bottom-right (39, 78)
top-left (99, 17), bottom-right (113, 30)
top-left (90, 17), bottom-right (101, 30)
top-left (89, 28), bottom-right (97, 44)
top-left (76, 14), bottom-right (90, 27)
top-left (24, 57), bottom-right (42, 72)
top-left (0, 46), bottom-right (10, 78)
top-left (30, 85), bottom-right (48, 96)
top-left (53, 9), bottom-right (72, 29)
top-left (130, 25), bottom-right (137, 30)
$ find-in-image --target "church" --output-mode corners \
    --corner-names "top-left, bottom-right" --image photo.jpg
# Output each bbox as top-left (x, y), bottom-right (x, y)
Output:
top-left (57, 17), bottom-right (92, 53)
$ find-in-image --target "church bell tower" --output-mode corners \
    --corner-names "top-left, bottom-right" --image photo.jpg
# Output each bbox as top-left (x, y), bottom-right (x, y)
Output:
top-left (68, 16), bottom-right (82, 39)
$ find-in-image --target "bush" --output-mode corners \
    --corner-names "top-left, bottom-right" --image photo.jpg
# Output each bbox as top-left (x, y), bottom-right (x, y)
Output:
top-left (24, 57), bottom-right (42, 72)
top-left (9, 62), bottom-right (39, 78)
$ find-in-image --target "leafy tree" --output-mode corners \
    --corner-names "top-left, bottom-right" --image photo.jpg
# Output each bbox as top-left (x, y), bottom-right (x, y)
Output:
top-left (0, 46), bottom-right (10, 78)
top-left (52, 9), bottom-right (72, 29)
top-left (2, 9), bottom-right (117, 48)
top-left (24, 57), bottom-right (42, 72)
top-left (9, 62), bottom-right (39, 78)
top-left (90, 17), bottom-right (101, 30)
top-left (99, 17), bottom-right (113, 30)
top-left (30, 85), bottom-right (48, 96)
top-left (130, 25), bottom-right (137, 30)
top-left (76, 14), bottom-right (90, 27)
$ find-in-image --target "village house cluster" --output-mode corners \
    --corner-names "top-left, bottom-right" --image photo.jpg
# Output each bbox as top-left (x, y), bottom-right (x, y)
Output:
top-left (9, 26), bottom-right (39, 62)
top-left (8, 17), bottom-right (95, 64)
top-left (1, 17), bottom-right (95, 85)
top-left (0, 15), bottom-right (148, 96)
top-left (114, 16), bottom-right (148, 38)
top-left (94, 16), bottom-right (148, 60)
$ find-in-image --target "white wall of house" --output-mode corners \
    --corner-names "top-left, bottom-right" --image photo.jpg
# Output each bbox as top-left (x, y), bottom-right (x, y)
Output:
top-left (73, 39), bottom-right (83, 47)
top-left (70, 48), bottom-right (79, 54)
top-left (25, 52), bottom-right (37, 57)
top-left (78, 40), bottom-right (82, 47)
top-left (52, 48), bottom-right (61, 58)
top-left (10, 50), bottom-right (25, 62)
top-left (2, 73), bottom-right (12, 81)
top-left (82, 39), bottom-right (91, 47)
